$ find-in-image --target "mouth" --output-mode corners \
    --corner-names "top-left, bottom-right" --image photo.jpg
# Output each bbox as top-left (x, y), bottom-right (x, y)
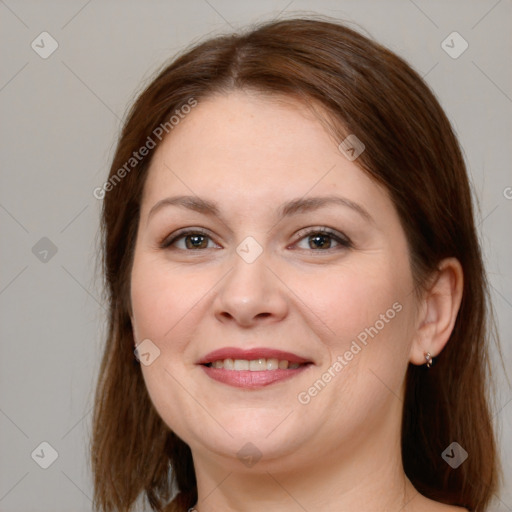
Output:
top-left (197, 347), bottom-right (314, 389)
top-left (204, 358), bottom-right (306, 370)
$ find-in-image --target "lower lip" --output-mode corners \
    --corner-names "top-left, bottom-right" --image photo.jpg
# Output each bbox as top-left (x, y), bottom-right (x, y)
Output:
top-left (200, 365), bottom-right (311, 388)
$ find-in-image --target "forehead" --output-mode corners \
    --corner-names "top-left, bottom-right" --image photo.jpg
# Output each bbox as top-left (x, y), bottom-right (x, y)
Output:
top-left (140, 90), bottom-right (389, 217)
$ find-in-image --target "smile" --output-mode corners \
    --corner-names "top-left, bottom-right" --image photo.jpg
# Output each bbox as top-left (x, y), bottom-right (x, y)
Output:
top-left (198, 348), bottom-right (313, 388)
top-left (205, 358), bottom-right (304, 370)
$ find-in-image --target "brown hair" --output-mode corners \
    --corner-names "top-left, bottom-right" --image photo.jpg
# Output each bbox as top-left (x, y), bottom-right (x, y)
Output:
top-left (91, 16), bottom-right (501, 512)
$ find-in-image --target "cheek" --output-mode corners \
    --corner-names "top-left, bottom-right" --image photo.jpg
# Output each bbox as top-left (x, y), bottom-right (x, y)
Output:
top-left (130, 257), bottom-right (209, 439)
top-left (293, 264), bottom-right (415, 433)
top-left (130, 254), bottom-right (199, 346)
top-left (295, 254), bottom-right (417, 422)
top-left (297, 257), bottom-right (414, 352)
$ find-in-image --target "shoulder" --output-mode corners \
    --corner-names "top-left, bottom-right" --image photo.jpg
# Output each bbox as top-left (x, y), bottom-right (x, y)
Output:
top-left (427, 503), bottom-right (469, 512)
top-left (435, 503), bottom-right (469, 511)
top-left (426, 503), bottom-right (469, 512)
top-left (411, 495), bottom-right (469, 512)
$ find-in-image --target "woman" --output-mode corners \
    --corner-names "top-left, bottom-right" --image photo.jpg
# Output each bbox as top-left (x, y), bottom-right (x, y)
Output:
top-left (91, 17), bottom-right (501, 512)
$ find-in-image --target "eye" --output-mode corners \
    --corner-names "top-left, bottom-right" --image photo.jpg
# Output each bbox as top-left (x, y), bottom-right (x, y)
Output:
top-left (293, 227), bottom-right (352, 251)
top-left (160, 227), bottom-right (352, 252)
top-left (160, 229), bottom-right (219, 250)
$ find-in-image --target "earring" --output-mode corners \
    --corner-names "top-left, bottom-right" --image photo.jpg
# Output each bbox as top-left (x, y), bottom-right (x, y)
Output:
top-left (424, 351), bottom-right (433, 368)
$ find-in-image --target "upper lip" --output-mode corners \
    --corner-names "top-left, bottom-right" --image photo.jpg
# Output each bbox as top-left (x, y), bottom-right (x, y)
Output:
top-left (197, 347), bottom-right (312, 365)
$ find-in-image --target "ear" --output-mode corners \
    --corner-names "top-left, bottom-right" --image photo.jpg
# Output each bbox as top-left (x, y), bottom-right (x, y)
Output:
top-left (409, 257), bottom-right (464, 366)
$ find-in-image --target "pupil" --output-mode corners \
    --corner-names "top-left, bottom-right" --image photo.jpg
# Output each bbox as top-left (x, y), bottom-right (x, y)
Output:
top-left (187, 235), bottom-right (206, 249)
top-left (310, 234), bottom-right (330, 249)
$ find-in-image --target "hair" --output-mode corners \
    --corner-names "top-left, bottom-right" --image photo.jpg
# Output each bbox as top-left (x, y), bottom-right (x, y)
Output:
top-left (91, 16), bottom-right (501, 512)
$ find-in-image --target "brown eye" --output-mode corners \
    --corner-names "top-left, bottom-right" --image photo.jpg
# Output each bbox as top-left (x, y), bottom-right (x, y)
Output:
top-left (294, 228), bottom-right (352, 251)
top-left (161, 229), bottom-right (217, 250)
top-left (184, 234), bottom-right (209, 249)
top-left (308, 233), bottom-right (334, 250)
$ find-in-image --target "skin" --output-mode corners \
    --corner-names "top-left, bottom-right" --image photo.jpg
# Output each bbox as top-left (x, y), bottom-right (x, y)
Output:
top-left (129, 90), bottom-right (466, 511)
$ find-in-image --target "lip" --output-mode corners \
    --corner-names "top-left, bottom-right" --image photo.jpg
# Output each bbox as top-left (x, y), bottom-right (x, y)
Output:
top-left (197, 347), bottom-right (311, 365)
top-left (197, 347), bottom-right (313, 389)
top-left (201, 365), bottom-right (310, 388)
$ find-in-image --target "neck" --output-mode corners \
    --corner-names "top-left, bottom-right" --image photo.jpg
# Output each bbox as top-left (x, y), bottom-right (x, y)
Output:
top-left (193, 452), bottom-right (413, 512)
top-left (190, 399), bottom-right (417, 511)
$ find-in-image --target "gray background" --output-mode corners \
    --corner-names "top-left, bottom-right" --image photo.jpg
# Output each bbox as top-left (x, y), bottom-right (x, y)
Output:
top-left (0, 1), bottom-right (511, 511)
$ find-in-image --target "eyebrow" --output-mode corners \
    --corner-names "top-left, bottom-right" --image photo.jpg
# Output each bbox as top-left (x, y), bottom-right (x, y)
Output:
top-left (146, 194), bottom-right (374, 226)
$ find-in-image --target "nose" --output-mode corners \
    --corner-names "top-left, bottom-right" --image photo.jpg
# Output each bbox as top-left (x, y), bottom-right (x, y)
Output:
top-left (213, 249), bottom-right (289, 328)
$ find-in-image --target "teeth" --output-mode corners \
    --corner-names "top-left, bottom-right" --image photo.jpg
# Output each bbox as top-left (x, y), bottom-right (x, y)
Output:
top-left (234, 359), bottom-right (249, 370)
top-left (267, 358), bottom-right (279, 370)
top-left (249, 358), bottom-right (266, 371)
top-left (208, 358), bottom-right (305, 371)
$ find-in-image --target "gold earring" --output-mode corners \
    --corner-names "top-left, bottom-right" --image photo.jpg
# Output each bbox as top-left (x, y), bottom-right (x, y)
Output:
top-left (425, 351), bottom-right (433, 368)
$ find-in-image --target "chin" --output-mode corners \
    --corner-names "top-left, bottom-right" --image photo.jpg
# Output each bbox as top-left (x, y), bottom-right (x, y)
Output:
top-left (197, 431), bottom-right (310, 472)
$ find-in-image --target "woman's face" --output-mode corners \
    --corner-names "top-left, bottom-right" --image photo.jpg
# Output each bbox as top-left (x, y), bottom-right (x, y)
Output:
top-left (130, 90), bottom-right (419, 471)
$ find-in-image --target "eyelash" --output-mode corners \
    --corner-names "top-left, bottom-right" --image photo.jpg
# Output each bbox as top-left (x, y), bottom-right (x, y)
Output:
top-left (159, 227), bottom-right (352, 252)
